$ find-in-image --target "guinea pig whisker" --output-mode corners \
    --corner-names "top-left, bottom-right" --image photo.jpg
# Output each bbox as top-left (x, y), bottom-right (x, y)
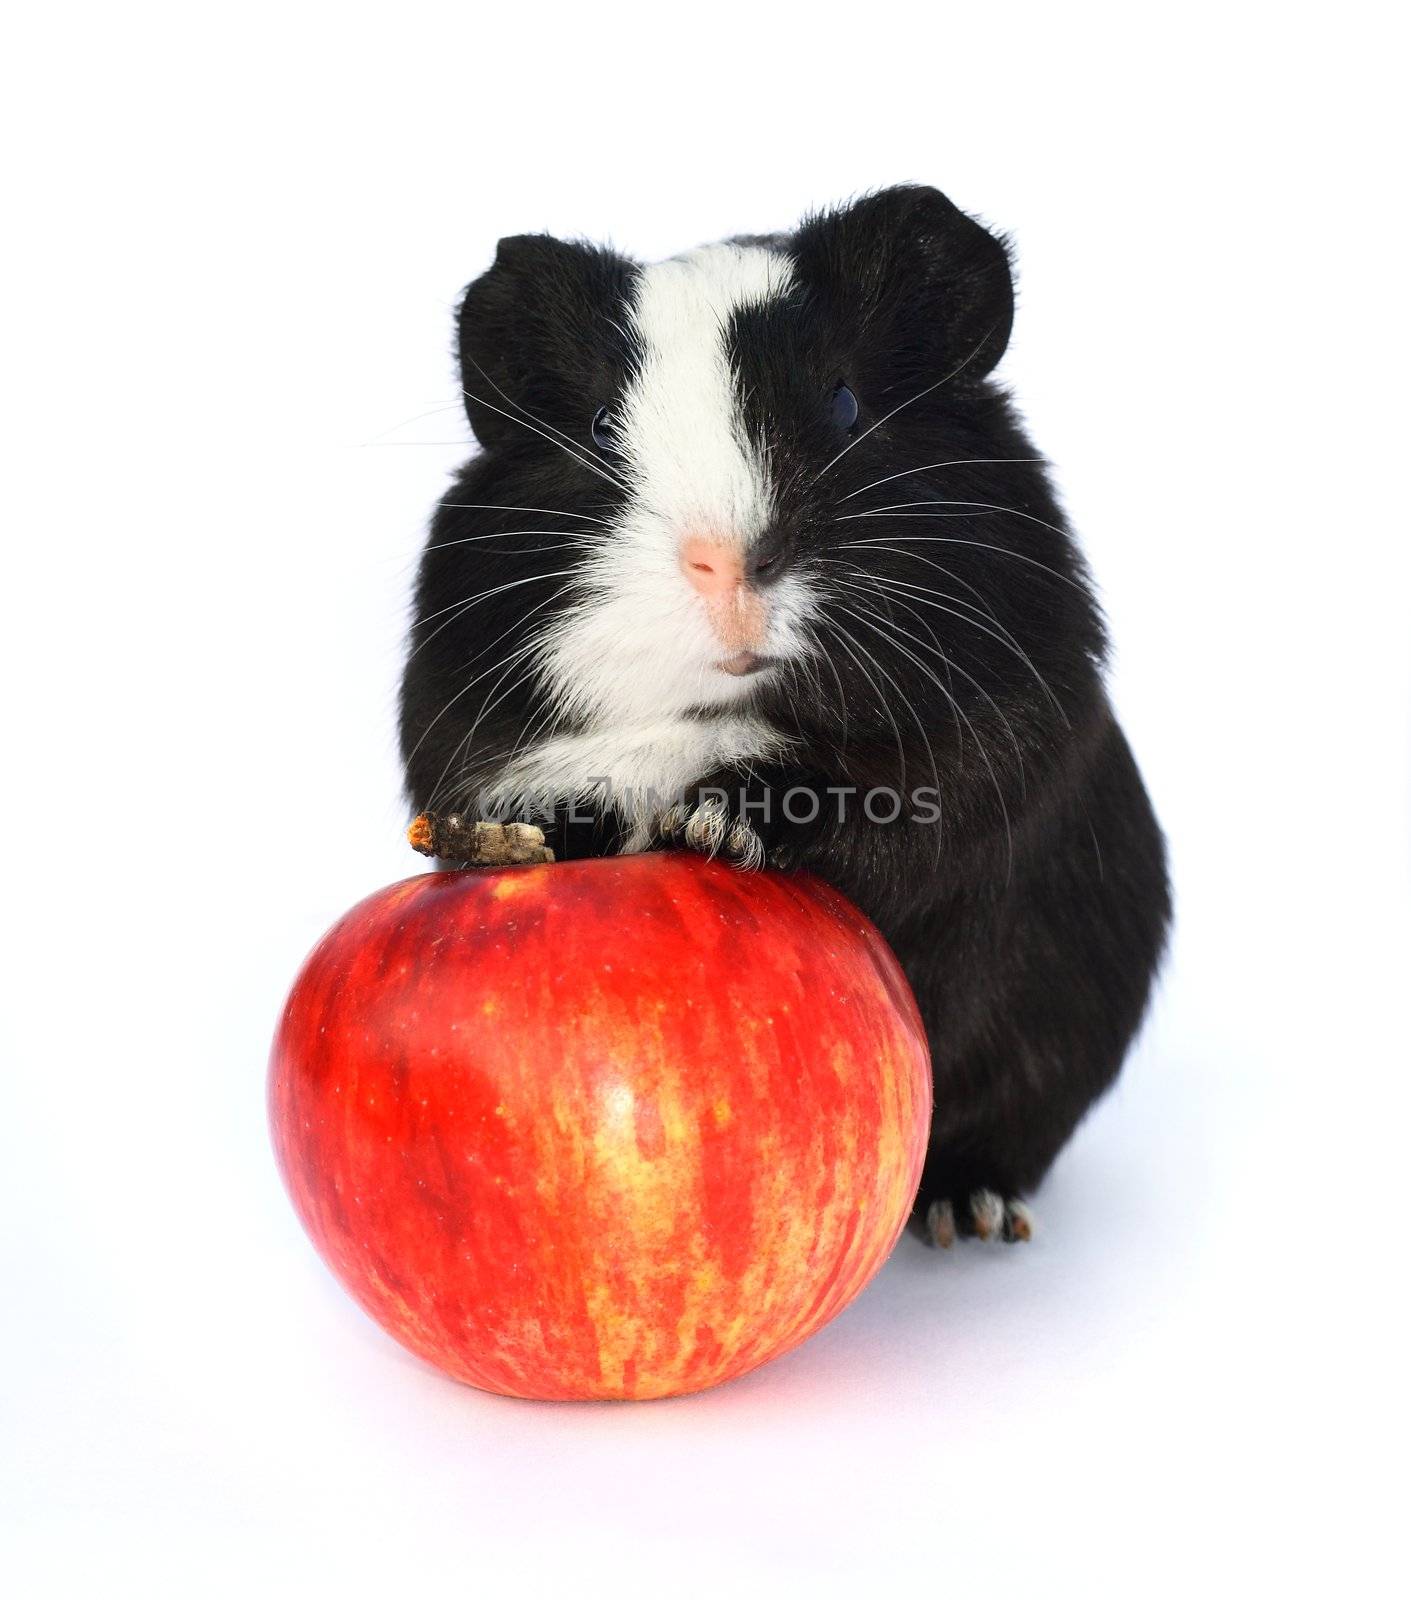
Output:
top-left (460, 352), bottom-right (629, 489)
top-left (778, 652), bottom-right (843, 766)
top-left (780, 657), bottom-right (807, 741)
top-left (823, 547), bottom-right (1006, 634)
top-left (408, 568), bottom-right (574, 638)
top-left (819, 600), bottom-right (949, 871)
top-left (361, 401), bottom-right (468, 445)
top-left (834, 590), bottom-right (951, 760)
top-left (835, 559), bottom-right (901, 622)
top-left (803, 649), bottom-right (836, 739)
top-left (838, 535), bottom-right (1090, 597)
top-left (815, 327), bottom-right (1000, 482)
top-left (436, 503), bottom-right (613, 526)
top-left (814, 602), bottom-right (920, 795)
top-left (838, 537), bottom-right (1082, 731)
top-left (825, 557), bottom-right (967, 738)
top-left (404, 623), bottom-right (553, 781)
top-left (426, 630), bottom-right (560, 813)
top-left (844, 510), bottom-right (982, 521)
top-left (486, 656), bottom-right (578, 785)
top-left (842, 581), bottom-right (1030, 793)
top-left (866, 572), bottom-right (1071, 729)
top-left (427, 659), bottom-right (544, 813)
top-left (419, 529), bottom-right (596, 556)
top-left (838, 594), bottom-right (1015, 880)
top-left (448, 623), bottom-right (592, 814)
top-left (798, 630), bottom-right (850, 747)
top-left (844, 579), bottom-right (1020, 755)
top-left (840, 499), bottom-right (1088, 562)
top-left (429, 569), bottom-right (600, 810)
top-left (460, 383), bottom-right (627, 493)
top-left (831, 576), bottom-right (963, 753)
top-left (405, 568), bottom-right (577, 665)
top-left (838, 459), bottom-right (1044, 505)
top-left (420, 570), bottom-right (595, 811)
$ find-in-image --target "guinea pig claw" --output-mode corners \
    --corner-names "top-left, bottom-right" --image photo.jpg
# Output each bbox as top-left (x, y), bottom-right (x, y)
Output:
top-left (970, 1190), bottom-right (1034, 1241)
top-left (922, 1191), bottom-right (1034, 1247)
top-left (682, 798), bottom-right (731, 855)
top-left (723, 819), bottom-right (765, 871)
top-left (674, 800), bottom-right (765, 869)
top-left (925, 1198), bottom-right (957, 1248)
top-left (655, 803), bottom-right (689, 841)
top-left (969, 1189), bottom-right (1006, 1241)
top-left (1002, 1198), bottom-right (1034, 1242)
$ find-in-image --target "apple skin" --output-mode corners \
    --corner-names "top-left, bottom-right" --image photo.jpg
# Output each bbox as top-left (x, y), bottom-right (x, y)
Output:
top-left (269, 852), bottom-right (931, 1401)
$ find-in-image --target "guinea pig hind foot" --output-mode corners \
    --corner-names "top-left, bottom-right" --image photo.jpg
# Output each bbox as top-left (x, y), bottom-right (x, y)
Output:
top-left (924, 1192), bottom-right (1034, 1248)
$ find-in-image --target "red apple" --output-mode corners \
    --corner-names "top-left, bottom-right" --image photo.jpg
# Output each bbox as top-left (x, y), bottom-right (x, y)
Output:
top-left (269, 852), bottom-right (931, 1401)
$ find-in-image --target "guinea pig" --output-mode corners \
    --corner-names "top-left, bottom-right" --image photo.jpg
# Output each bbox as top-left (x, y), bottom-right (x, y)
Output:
top-left (400, 184), bottom-right (1171, 1245)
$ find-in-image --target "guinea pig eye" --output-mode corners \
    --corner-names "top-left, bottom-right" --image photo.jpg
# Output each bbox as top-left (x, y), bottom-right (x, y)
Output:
top-left (830, 383), bottom-right (859, 434)
top-left (591, 405), bottom-right (615, 452)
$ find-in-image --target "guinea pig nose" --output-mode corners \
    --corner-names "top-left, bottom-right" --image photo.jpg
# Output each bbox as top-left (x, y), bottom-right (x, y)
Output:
top-left (680, 538), bottom-right (744, 598)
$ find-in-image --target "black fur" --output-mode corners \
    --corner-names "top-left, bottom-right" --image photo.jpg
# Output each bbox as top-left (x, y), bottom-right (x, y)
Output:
top-left (400, 186), bottom-right (1170, 1235)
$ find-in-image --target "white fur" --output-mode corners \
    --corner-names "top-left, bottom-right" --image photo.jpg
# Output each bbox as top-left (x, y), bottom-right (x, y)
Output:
top-left (621, 245), bottom-right (789, 555)
top-left (485, 712), bottom-right (789, 848)
top-left (516, 242), bottom-right (809, 824)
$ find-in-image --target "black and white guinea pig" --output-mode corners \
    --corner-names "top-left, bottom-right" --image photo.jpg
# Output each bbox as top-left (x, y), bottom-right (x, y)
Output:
top-left (399, 184), bottom-right (1171, 1245)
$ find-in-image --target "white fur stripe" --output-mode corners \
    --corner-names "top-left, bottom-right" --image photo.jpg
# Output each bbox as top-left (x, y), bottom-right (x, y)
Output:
top-left (620, 245), bottom-right (794, 550)
top-left (515, 242), bottom-right (803, 822)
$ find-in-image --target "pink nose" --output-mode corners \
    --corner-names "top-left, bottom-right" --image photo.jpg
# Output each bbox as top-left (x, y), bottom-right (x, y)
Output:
top-left (680, 538), bottom-right (744, 598)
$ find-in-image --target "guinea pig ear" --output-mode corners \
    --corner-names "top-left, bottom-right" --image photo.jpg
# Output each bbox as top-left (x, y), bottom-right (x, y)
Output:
top-left (457, 234), bottom-right (637, 451)
top-left (792, 185), bottom-right (1014, 388)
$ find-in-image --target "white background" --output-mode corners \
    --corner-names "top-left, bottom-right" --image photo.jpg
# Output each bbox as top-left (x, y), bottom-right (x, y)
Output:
top-left (4, 4), bottom-right (1408, 1595)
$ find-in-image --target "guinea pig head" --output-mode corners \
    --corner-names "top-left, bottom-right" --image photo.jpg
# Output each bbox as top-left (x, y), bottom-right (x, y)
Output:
top-left (447, 189), bottom-right (1094, 753)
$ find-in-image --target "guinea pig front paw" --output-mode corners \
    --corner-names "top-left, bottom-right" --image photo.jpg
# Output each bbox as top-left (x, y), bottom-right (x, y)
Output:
top-left (923, 1190), bottom-right (1033, 1247)
top-left (656, 798), bottom-right (766, 871)
top-left (408, 814), bottom-right (555, 867)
